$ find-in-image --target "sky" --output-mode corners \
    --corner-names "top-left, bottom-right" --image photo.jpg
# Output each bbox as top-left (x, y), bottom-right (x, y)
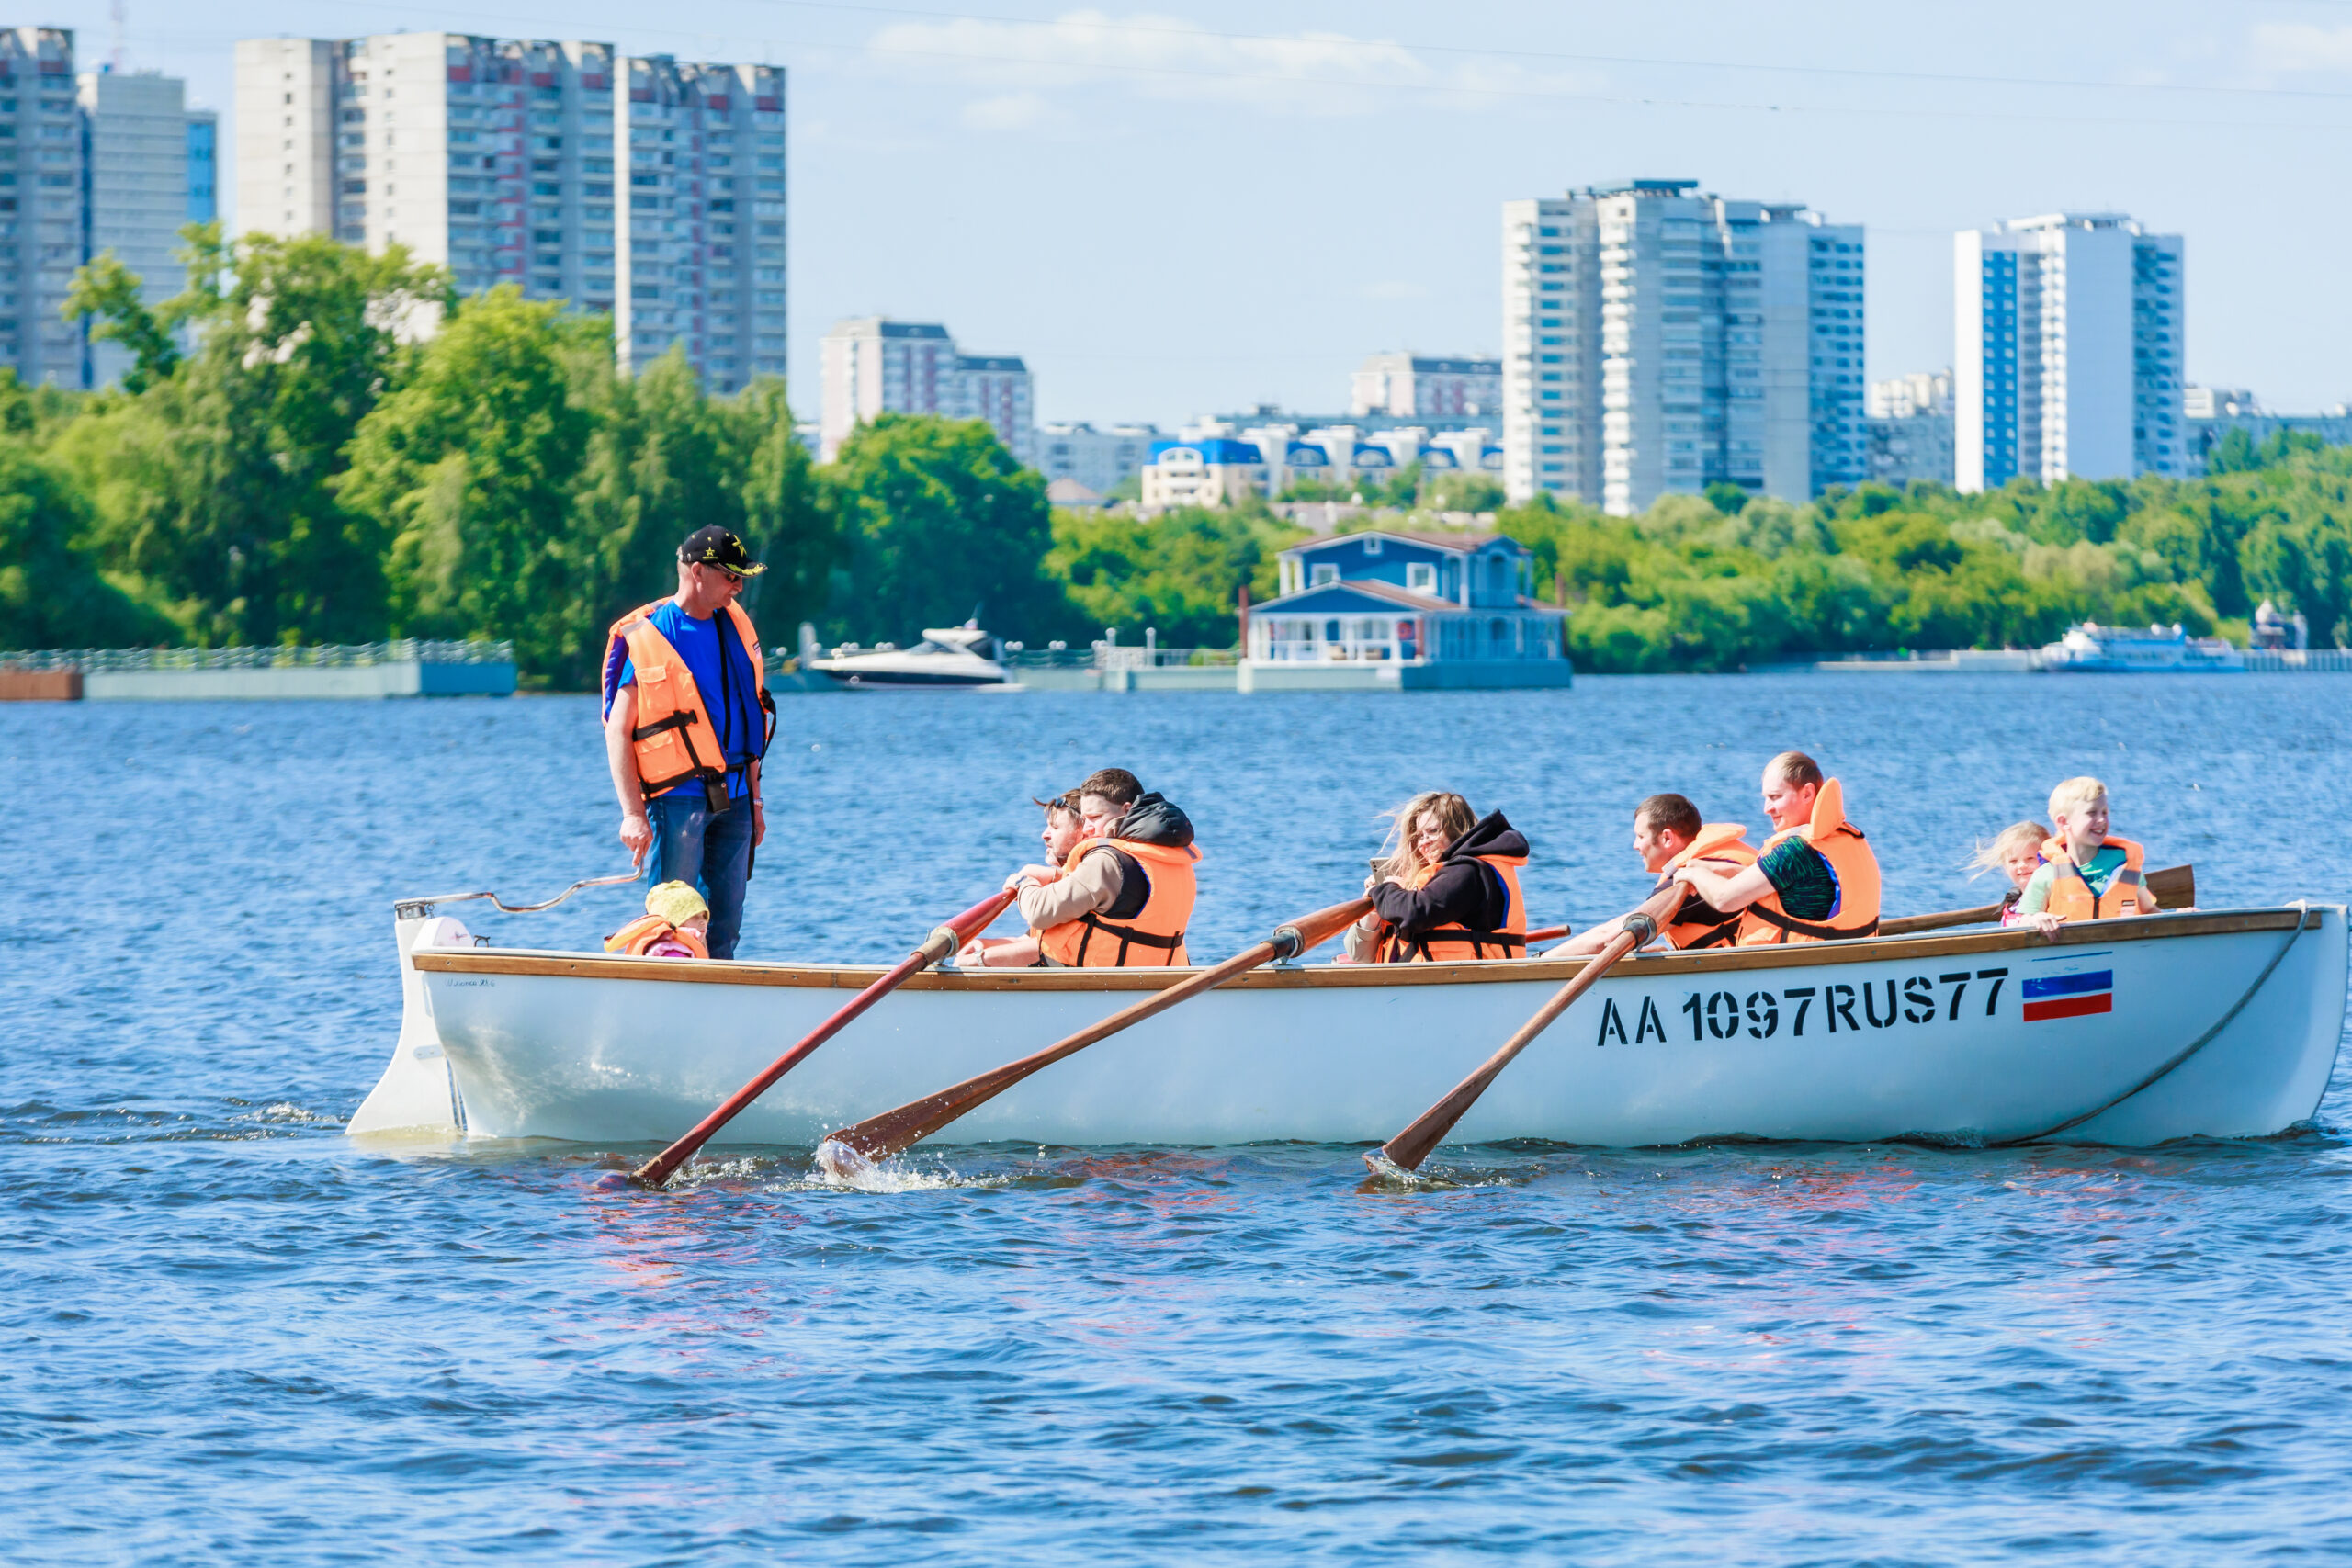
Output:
top-left (60, 0), bottom-right (2352, 427)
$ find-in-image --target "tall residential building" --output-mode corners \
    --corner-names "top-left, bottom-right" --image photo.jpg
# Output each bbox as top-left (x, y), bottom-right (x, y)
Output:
top-left (187, 107), bottom-right (216, 221)
top-left (232, 34), bottom-right (786, 391)
top-left (2180, 385), bottom-right (2352, 475)
top-left (1865, 368), bottom-right (1955, 488)
top-left (1954, 212), bottom-right (2184, 492)
top-left (820, 316), bottom-right (1035, 466)
top-left (79, 69), bottom-right (190, 389)
top-left (1351, 352), bottom-right (1501, 419)
top-left (1038, 421), bottom-right (1161, 496)
top-left (0, 28), bottom-right (88, 388)
top-left (1501, 180), bottom-right (1864, 513)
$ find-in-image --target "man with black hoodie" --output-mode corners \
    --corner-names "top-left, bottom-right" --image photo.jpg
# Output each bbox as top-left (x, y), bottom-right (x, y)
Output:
top-left (1366, 807), bottom-right (1531, 962)
top-left (1009, 768), bottom-right (1201, 967)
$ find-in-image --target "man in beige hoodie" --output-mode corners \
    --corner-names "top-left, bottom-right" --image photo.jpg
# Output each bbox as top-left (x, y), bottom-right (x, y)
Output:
top-left (1002, 767), bottom-right (1199, 967)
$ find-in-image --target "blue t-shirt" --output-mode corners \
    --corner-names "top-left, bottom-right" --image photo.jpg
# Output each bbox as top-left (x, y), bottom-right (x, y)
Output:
top-left (616, 603), bottom-right (760, 800)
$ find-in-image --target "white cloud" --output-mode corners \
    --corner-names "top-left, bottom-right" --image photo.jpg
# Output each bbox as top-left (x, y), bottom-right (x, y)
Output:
top-left (2249, 22), bottom-right (2352, 73)
top-left (865, 9), bottom-right (1597, 118)
top-left (963, 92), bottom-right (1058, 130)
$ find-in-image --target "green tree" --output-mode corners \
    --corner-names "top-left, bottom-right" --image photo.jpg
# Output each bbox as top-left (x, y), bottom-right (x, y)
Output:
top-left (341, 286), bottom-right (594, 681)
top-left (52, 224), bottom-right (449, 646)
top-left (1048, 502), bottom-right (1301, 646)
top-left (1426, 472), bottom-right (1506, 513)
top-left (0, 439), bottom-right (164, 647)
top-left (823, 414), bottom-right (1067, 642)
top-left (729, 378), bottom-right (834, 639)
top-left (63, 251), bottom-right (181, 394)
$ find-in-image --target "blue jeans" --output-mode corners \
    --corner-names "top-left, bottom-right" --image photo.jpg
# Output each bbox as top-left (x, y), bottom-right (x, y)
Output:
top-left (646, 790), bottom-right (755, 960)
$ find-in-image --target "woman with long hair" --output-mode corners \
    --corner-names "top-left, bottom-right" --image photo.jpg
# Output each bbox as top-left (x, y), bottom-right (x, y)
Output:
top-left (1342, 790), bottom-right (1530, 963)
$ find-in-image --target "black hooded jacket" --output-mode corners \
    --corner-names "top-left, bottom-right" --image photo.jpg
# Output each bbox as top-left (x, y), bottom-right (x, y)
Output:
top-left (1093, 793), bottom-right (1196, 921)
top-left (1370, 811), bottom-right (1528, 942)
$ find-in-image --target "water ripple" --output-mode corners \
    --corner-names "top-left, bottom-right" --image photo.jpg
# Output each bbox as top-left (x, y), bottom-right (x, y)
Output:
top-left (6, 681), bottom-right (2352, 1562)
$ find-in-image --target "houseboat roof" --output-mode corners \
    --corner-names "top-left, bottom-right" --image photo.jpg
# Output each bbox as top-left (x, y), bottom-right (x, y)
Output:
top-left (1252, 579), bottom-right (1566, 616)
top-left (1282, 529), bottom-right (1521, 557)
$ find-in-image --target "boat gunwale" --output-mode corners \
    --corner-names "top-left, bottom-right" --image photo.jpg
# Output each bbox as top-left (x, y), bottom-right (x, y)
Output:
top-left (411, 906), bottom-right (2329, 992)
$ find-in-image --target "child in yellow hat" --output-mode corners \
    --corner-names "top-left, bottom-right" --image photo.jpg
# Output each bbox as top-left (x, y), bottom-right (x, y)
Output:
top-left (605, 880), bottom-right (712, 960)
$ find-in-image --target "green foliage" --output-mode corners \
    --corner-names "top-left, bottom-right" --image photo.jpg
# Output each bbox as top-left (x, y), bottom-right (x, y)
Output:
top-left (15, 234), bottom-right (2352, 685)
top-left (342, 287), bottom-right (596, 678)
top-left (52, 226), bottom-right (450, 646)
top-left (0, 437), bottom-right (164, 647)
top-left (64, 251), bottom-right (182, 394)
top-left (823, 414), bottom-right (1066, 642)
top-left (1426, 471), bottom-right (1505, 513)
top-left (1048, 501), bottom-right (1303, 646)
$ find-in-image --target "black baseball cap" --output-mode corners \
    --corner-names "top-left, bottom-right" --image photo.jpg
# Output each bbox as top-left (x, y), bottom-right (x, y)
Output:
top-left (679, 526), bottom-right (766, 578)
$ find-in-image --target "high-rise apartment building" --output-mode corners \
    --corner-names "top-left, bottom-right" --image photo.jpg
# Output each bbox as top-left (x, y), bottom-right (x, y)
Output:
top-left (1037, 421), bottom-right (1162, 496)
top-left (1351, 353), bottom-right (1501, 419)
top-left (1865, 369), bottom-right (1955, 488)
top-left (233, 34), bottom-right (786, 391)
top-left (1, 28), bottom-right (88, 388)
top-left (79, 68), bottom-right (190, 389)
top-left (819, 317), bottom-right (1035, 466)
top-left (1502, 179), bottom-right (1865, 513)
top-left (1954, 212), bottom-right (2184, 491)
top-left (187, 107), bottom-right (216, 221)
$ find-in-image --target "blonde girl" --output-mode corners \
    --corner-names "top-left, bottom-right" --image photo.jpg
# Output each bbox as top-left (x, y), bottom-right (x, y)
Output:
top-left (1969, 819), bottom-right (2052, 927)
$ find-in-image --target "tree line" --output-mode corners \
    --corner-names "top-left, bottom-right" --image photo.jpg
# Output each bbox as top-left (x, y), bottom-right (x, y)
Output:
top-left (3, 228), bottom-right (2348, 681)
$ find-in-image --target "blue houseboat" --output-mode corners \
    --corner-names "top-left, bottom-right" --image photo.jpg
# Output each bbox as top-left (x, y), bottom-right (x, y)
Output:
top-left (1243, 530), bottom-right (1572, 690)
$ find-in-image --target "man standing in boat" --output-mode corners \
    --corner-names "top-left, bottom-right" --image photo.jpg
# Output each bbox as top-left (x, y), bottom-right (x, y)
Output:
top-left (1004, 768), bottom-right (1199, 967)
top-left (601, 527), bottom-right (776, 961)
top-left (1670, 752), bottom-right (1881, 943)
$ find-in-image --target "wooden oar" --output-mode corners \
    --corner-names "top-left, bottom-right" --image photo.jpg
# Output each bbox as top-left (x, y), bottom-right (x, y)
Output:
top-left (1877, 863), bottom-right (2195, 937)
top-left (1879, 900), bottom-right (2009, 936)
top-left (1525, 923), bottom-right (1568, 944)
top-left (815, 897), bottom-right (1372, 1176)
top-left (1367, 882), bottom-right (1685, 1176)
top-left (624, 889), bottom-right (1017, 1189)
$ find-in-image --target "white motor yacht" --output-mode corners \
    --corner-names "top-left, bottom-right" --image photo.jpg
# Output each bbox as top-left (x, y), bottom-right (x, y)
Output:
top-left (809, 623), bottom-right (1010, 687)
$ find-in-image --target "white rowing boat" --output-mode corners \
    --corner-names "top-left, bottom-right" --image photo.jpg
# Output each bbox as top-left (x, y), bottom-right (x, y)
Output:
top-left (351, 902), bottom-right (2346, 1152)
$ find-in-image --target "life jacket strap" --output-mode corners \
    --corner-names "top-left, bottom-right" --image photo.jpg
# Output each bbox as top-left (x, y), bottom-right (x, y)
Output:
top-left (1399, 929), bottom-right (1527, 962)
top-left (1742, 903), bottom-right (1879, 942)
top-left (1070, 911), bottom-right (1186, 967)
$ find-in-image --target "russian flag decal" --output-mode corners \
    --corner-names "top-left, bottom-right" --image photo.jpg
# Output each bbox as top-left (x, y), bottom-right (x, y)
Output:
top-left (2023, 969), bottom-right (2114, 1021)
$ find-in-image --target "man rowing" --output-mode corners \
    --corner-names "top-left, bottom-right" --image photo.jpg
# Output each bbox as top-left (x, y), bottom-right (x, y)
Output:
top-left (600, 526), bottom-right (776, 961)
top-left (1549, 793), bottom-right (1754, 955)
top-left (1003, 768), bottom-right (1200, 967)
top-left (1670, 751), bottom-right (1882, 944)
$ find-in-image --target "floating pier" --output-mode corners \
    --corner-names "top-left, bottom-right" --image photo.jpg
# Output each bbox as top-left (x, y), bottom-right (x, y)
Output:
top-left (0, 640), bottom-right (517, 700)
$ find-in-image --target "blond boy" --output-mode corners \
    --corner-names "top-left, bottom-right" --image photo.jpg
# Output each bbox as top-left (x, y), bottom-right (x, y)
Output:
top-left (2015, 776), bottom-right (2157, 937)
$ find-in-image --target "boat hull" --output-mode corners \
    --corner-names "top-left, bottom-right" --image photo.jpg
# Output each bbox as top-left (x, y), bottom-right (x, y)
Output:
top-left (385, 908), bottom-right (2346, 1152)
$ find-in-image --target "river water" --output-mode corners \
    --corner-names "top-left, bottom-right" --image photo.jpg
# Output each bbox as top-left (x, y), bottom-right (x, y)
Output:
top-left (7, 676), bottom-right (2352, 1563)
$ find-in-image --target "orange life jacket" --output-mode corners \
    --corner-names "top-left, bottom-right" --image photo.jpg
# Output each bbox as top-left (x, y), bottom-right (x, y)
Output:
top-left (1382, 852), bottom-right (1527, 963)
top-left (2039, 834), bottom-right (2149, 921)
top-left (604, 913), bottom-right (710, 960)
top-left (1659, 823), bottom-right (1757, 950)
top-left (1038, 837), bottom-right (1199, 967)
top-left (1736, 778), bottom-right (1883, 944)
top-left (602, 600), bottom-right (774, 800)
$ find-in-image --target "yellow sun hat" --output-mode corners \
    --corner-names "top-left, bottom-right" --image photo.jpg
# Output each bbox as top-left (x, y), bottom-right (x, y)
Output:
top-left (646, 880), bottom-right (709, 927)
